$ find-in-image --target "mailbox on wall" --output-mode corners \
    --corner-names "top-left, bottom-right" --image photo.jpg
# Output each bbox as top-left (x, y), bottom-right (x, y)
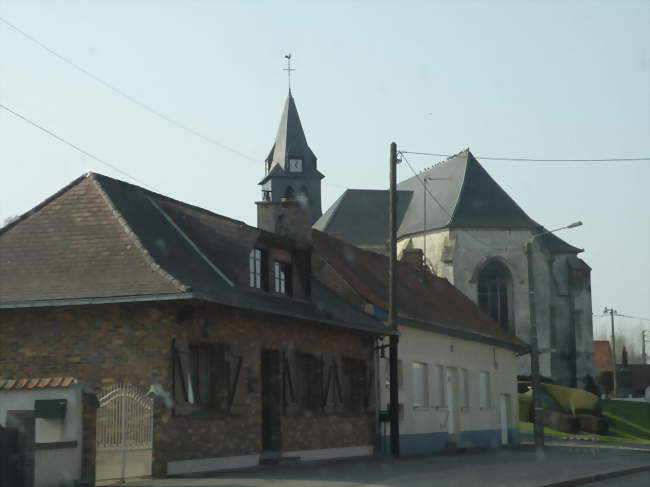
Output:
top-left (34, 399), bottom-right (67, 419)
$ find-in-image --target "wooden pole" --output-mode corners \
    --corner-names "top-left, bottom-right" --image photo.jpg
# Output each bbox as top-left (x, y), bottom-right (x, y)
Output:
top-left (388, 142), bottom-right (400, 457)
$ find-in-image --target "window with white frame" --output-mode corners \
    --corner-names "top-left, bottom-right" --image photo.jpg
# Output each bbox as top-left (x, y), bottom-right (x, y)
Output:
top-left (459, 368), bottom-right (469, 409)
top-left (274, 261), bottom-right (292, 295)
top-left (433, 364), bottom-right (445, 407)
top-left (249, 248), bottom-right (267, 289)
top-left (479, 371), bottom-right (491, 408)
top-left (412, 362), bottom-right (429, 408)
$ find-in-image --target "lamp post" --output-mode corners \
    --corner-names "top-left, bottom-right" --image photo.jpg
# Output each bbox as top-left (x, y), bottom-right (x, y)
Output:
top-left (527, 221), bottom-right (582, 450)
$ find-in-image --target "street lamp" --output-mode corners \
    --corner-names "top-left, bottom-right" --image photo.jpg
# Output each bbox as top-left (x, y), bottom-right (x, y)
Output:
top-left (527, 221), bottom-right (582, 451)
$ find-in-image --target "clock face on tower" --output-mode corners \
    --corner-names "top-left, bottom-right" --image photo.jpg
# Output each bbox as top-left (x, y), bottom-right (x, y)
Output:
top-left (289, 158), bottom-right (303, 173)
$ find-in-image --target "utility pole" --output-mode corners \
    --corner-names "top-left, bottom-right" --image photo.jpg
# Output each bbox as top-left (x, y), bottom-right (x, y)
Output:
top-left (525, 221), bottom-right (581, 450)
top-left (388, 142), bottom-right (400, 457)
top-left (642, 330), bottom-right (648, 365)
top-left (604, 307), bottom-right (618, 396)
top-left (526, 240), bottom-right (544, 450)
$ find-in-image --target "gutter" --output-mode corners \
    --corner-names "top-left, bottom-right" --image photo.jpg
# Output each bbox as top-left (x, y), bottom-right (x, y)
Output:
top-left (0, 290), bottom-right (395, 337)
top-left (0, 292), bottom-right (196, 309)
top-left (396, 315), bottom-right (528, 354)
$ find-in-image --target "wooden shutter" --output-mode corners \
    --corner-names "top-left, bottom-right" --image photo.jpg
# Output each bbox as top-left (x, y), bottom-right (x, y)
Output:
top-left (173, 339), bottom-right (194, 405)
top-left (227, 344), bottom-right (246, 415)
top-left (365, 358), bottom-right (375, 413)
top-left (333, 355), bottom-right (345, 414)
top-left (282, 349), bottom-right (301, 416)
top-left (322, 353), bottom-right (343, 414)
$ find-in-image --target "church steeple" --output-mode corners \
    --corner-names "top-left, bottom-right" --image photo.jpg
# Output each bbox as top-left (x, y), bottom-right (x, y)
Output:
top-left (257, 91), bottom-right (324, 233)
top-left (264, 92), bottom-right (318, 174)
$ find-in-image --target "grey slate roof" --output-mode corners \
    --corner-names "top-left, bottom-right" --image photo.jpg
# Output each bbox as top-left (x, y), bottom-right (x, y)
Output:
top-left (313, 189), bottom-right (413, 246)
top-left (315, 149), bottom-right (581, 254)
top-left (260, 92), bottom-right (322, 184)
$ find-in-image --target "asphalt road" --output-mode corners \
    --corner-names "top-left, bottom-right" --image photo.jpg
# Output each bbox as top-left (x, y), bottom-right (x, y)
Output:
top-left (117, 445), bottom-right (650, 487)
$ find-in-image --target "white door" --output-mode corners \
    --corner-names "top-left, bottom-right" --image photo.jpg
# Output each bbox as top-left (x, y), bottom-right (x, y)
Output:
top-left (446, 368), bottom-right (458, 436)
top-left (499, 394), bottom-right (510, 445)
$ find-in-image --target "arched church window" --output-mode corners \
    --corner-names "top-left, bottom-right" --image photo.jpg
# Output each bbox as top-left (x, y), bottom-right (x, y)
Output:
top-left (477, 260), bottom-right (511, 332)
top-left (284, 186), bottom-right (295, 199)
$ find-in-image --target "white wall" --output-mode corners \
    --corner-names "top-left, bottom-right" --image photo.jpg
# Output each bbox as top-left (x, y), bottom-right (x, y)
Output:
top-left (0, 386), bottom-right (83, 487)
top-left (378, 325), bottom-right (519, 438)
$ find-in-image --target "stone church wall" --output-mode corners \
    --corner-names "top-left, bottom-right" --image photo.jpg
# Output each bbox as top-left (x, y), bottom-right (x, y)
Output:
top-left (401, 228), bottom-right (593, 387)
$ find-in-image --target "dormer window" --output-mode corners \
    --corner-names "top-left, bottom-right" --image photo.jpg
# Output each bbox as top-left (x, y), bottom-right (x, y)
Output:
top-left (249, 248), bottom-right (268, 290)
top-left (289, 158), bottom-right (303, 173)
top-left (274, 261), bottom-right (292, 296)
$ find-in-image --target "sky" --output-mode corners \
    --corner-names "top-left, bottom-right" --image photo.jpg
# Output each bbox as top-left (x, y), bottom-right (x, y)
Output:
top-left (1, 1), bottom-right (649, 352)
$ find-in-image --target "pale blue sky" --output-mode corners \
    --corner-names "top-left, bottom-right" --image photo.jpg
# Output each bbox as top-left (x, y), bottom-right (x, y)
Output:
top-left (1, 1), bottom-right (649, 347)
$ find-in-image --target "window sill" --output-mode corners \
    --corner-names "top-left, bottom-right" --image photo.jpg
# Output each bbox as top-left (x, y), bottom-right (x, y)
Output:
top-left (412, 406), bottom-right (435, 411)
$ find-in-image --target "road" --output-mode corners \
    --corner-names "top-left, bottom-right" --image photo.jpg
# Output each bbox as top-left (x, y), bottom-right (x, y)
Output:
top-left (116, 445), bottom-right (650, 487)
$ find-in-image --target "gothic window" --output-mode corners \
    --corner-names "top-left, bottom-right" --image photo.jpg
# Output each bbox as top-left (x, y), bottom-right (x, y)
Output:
top-left (284, 186), bottom-right (295, 200)
top-left (477, 260), bottom-right (511, 332)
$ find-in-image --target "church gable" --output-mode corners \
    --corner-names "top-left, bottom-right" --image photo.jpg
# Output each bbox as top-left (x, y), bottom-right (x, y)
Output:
top-left (449, 151), bottom-right (538, 229)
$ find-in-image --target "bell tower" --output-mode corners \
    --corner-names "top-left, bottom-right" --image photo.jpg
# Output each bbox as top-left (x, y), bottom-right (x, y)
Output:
top-left (256, 91), bottom-right (324, 236)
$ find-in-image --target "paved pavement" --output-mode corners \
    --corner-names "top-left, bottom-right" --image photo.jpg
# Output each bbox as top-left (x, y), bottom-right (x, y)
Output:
top-left (583, 470), bottom-right (650, 486)
top-left (117, 444), bottom-right (650, 487)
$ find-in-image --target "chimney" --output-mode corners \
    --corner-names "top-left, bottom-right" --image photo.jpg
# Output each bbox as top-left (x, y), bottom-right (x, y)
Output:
top-left (256, 197), bottom-right (311, 241)
top-left (622, 346), bottom-right (629, 368)
top-left (401, 248), bottom-right (424, 269)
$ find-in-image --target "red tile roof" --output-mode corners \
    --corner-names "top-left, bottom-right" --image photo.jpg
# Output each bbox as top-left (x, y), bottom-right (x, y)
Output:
top-left (0, 377), bottom-right (76, 390)
top-left (0, 175), bottom-right (183, 302)
top-left (593, 340), bottom-right (613, 372)
top-left (311, 230), bottom-right (527, 351)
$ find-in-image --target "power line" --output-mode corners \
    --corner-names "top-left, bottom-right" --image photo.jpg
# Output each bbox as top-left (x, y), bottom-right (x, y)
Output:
top-left (401, 151), bottom-right (650, 163)
top-left (0, 16), bottom-right (352, 192)
top-left (0, 102), bottom-right (158, 191)
top-left (593, 312), bottom-right (650, 322)
top-left (0, 15), bottom-right (259, 164)
top-left (617, 314), bottom-right (650, 322)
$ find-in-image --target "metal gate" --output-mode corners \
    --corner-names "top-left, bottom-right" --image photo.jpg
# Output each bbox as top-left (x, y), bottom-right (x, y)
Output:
top-left (96, 384), bottom-right (153, 482)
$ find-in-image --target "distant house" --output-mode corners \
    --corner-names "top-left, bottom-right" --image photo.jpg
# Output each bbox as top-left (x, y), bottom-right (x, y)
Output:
top-left (593, 340), bottom-right (614, 394)
top-left (315, 149), bottom-right (593, 388)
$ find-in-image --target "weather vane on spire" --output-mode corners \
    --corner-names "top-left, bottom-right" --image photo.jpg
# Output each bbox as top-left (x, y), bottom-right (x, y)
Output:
top-left (283, 53), bottom-right (295, 92)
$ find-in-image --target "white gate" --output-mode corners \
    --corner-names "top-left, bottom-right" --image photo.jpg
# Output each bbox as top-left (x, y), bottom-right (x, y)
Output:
top-left (96, 384), bottom-right (154, 481)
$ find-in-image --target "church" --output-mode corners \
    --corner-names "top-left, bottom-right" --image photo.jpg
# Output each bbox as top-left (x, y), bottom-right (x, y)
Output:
top-left (256, 91), bottom-right (594, 389)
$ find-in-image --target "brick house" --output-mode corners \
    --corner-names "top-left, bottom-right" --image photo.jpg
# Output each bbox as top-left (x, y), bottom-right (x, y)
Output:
top-left (0, 172), bottom-right (393, 479)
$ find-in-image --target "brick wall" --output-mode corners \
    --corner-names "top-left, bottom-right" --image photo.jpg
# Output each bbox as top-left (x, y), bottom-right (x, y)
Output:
top-left (0, 301), bottom-right (374, 477)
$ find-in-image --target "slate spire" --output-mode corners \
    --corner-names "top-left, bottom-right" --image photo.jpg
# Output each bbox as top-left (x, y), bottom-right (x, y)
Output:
top-left (258, 91), bottom-right (324, 228)
top-left (265, 91), bottom-right (317, 172)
